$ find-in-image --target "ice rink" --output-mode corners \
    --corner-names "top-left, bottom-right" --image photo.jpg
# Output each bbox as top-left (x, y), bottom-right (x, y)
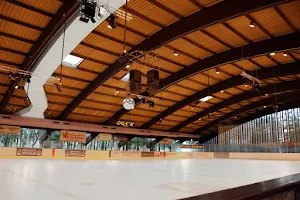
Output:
top-left (1, 158), bottom-right (300, 200)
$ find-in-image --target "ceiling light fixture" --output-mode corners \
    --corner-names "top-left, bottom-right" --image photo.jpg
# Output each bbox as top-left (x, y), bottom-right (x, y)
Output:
top-left (199, 95), bottom-right (213, 102)
top-left (123, 96), bottom-right (135, 110)
top-left (114, 89), bottom-right (120, 95)
top-left (198, 118), bottom-right (201, 121)
top-left (265, 93), bottom-right (268, 96)
top-left (63, 55), bottom-right (84, 68)
top-left (126, 64), bottom-right (130, 69)
top-left (249, 21), bottom-right (255, 28)
top-left (15, 85), bottom-right (19, 89)
top-left (270, 52), bottom-right (276, 56)
top-left (216, 69), bottom-right (220, 74)
top-left (244, 83), bottom-right (248, 87)
top-left (173, 51), bottom-right (179, 56)
top-left (264, 105), bottom-right (267, 108)
top-left (283, 52), bottom-right (288, 57)
top-left (221, 90), bottom-right (224, 93)
top-left (108, 14), bottom-right (117, 29)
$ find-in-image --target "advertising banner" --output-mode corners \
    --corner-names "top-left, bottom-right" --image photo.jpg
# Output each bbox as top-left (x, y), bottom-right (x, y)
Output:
top-left (180, 144), bottom-right (203, 149)
top-left (60, 130), bottom-right (86, 143)
top-left (65, 150), bottom-right (86, 157)
top-left (214, 152), bottom-right (229, 158)
top-left (0, 125), bottom-right (20, 134)
top-left (16, 148), bottom-right (42, 156)
top-left (158, 138), bottom-right (173, 144)
top-left (166, 152), bottom-right (177, 158)
top-left (110, 151), bottom-right (141, 158)
top-left (141, 152), bottom-right (154, 157)
top-left (154, 152), bottom-right (166, 157)
top-left (95, 133), bottom-right (113, 141)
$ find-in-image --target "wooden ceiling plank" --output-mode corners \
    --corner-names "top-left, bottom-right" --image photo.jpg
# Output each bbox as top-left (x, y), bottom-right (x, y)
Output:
top-left (274, 7), bottom-right (297, 32)
top-left (188, 82), bottom-right (300, 134)
top-left (6, 0), bottom-right (55, 18)
top-left (126, 7), bottom-right (164, 28)
top-left (222, 22), bottom-right (251, 43)
top-left (0, 32), bottom-right (35, 44)
top-left (188, 0), bottom-right (204, 9)
top-left (195, 90), bottom-right (300, 136)
top-left (58, 0), bottom-right (289, 122)
top-left (146, 0), bottom-right (182, 19)
top-left (142, 62), bottom-right (300, 129)
top-left (245, 14), bottom-right (273, 38)
top-left (200, 29), bottom-right (233, 49)
top-left (0, 0), bottom-right (80, 113)
top-left (0, 15), bottom-right (44, 31)
top-left (0, 46), bottom-right (27, 56)
top-left (80, 42), bottom-right (120, 57)
top-left (182, 36), bottom-right (215, 54)
top-left (91, 30), bottom-right (134, 48)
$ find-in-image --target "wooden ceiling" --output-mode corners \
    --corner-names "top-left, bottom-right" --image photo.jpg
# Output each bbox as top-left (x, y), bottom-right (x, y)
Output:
top-left (1, 0), bottom-right (300, 141)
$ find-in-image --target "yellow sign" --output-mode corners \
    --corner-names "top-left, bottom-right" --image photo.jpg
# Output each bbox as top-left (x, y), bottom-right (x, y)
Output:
top-left (95, 133), bottom-right (113, 141)
top-left (60, 130), bottom-right (86, 143)
top-left (0, 125), bottom-right (20, 134)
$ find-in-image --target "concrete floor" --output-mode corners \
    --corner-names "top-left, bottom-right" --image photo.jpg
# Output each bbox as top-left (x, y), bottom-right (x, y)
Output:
top-left (1, 158), bottom-right (300, 200)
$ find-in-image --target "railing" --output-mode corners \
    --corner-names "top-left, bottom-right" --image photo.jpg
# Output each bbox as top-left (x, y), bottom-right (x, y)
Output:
top-left (202, 143), bottom-right (300, 153)
top-left (182, 173), bottom-right (300, 200)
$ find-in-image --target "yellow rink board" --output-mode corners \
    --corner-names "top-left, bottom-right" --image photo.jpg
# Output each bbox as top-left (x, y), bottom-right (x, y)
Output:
top-left (0, 147), bottom-right (300, 161)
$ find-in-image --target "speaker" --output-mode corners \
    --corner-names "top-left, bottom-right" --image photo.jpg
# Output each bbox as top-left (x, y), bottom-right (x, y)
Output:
top-left (147, 70), bottom-right (159, 95)
top-left (129, 70), bottom-right (142, 94)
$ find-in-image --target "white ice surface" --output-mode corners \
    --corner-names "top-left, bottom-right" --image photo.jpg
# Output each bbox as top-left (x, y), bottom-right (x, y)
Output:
top-left (1, 159), bottom-right (300, 200)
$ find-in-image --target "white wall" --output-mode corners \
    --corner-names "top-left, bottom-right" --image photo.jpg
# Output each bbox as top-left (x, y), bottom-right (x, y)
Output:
top-left (17, 0), bottom-right (127, 118)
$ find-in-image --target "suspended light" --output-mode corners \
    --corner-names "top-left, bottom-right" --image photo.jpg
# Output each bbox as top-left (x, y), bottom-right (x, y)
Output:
top-left (198, 118), bottom-right (201, 121)
top-left (249, 21), bottom-right (255, 28)
top-left (216, 69), bottom-right (220, 74)
top-left (265, 93), bottom-right (268, 96)
top-left (126, 64), bottom-right (130, 69)
top-left (108, 14), bottom-right (117, 29)
top-left (123, 97), bottom-right (135, 110)
top-left (173, 51), bottom-right (179, 56)
top-left (244, 83), bottom-right (248, 87)
top-left (270, 52), bottom-right (276, 56)
top-left (283, 52), bottom-right (288, 57)
top-left (15, 85), bottom-right (19, 89)
top-left (264, 105), bottom-right (267, 108)
top-left (114, 89), bottom-right (120, 95)
top-left (221, 90), bottom-right (224, 93)
top-left (234, 116), bottom-right (237, 119)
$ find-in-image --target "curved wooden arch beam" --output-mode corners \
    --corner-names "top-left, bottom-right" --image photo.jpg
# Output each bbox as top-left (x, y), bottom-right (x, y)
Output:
top-left (192, 89), bottom-right (300, 136)
top-left (171, 79), bottom-right (300, 132)
top-left (108, 32), bottom-right (300, 125)
top-left (143, 62), bottom-right (300, 129)
top-left (199, 100), bottom-right (300, 143)
top-left (0, 0), bottom-right (80, 113)
top-left (57, 0), bottom-right (288, 120)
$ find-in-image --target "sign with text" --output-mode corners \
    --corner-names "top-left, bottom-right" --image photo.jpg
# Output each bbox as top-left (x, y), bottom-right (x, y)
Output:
top-left (65, 150), bottom-right (86, 157)
top-left (214, 152), bottom-right (229, 158)
top-left (180, 144), bottom-right (203, 149)
top-left (116, 120), bottom-right (135, 128)
top-left (0, 125), bottom-right (20, 134)
top-left (113, 135), bottom-right (128, 141)
top-left (60, 130), bottom-right (86, 143)
top-left (110, 151), bottom-right (141, 158)
top-left (159, 138), bottom-right (173, 144)
top-left (141, 152), bottom-right (154, 157)
top-left (95, 133), bottom-right (113, 141)
top-left (154, 152), bottom-right (166, 157)
top-left (16, 148), bottom-right (42, 156)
